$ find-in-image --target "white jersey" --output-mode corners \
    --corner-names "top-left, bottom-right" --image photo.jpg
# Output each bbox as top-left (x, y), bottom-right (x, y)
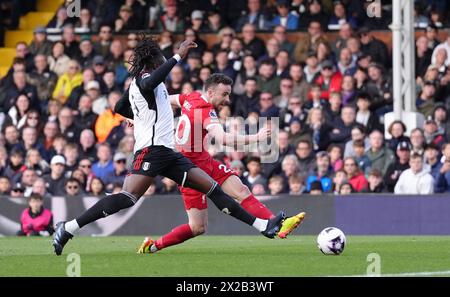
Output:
top-left (128, 76), bottom-right (174, 153)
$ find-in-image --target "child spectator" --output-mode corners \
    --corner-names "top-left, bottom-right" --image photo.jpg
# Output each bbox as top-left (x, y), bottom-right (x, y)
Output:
top-left (366, 169), bottom-right (386, 193)
top-left (0, 176), bottom-right (11, 195)
top-left (339, 182), bottom-right (354, 195)
top-left (343, 157), bottom-right (368, 192)
top-left (328, 144), bottom-right (343, 172)
top-left (243, 156), bottom-right (268, 191)
top-left (289, 174), bottom-right (305, 195)
top-left (353, 140), bottom-right (372, 175)
top-left (18, 193), bottom-right (54, 236)
top-left (268, 176), bottom-right (285, 195)
top-left (309, 180), bottom-right (323, 195)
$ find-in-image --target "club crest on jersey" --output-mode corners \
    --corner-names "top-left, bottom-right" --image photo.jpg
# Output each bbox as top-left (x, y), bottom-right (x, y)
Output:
top-left (142, 162), bottom-right (151, 171)
top-left (183, 101), bottom-right (192, 111)
top-left (209, 110), bottom-right (218, 118)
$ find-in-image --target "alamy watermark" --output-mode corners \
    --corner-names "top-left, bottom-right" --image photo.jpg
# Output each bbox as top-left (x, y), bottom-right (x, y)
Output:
top-left (66, 252), bottom-right (81, 277)
top-left (366, 0), bottom-right (382, 18)
top-left (66, 0), bottom-right (81, 18)
top-left (366, 253), bottom-right (381, 276)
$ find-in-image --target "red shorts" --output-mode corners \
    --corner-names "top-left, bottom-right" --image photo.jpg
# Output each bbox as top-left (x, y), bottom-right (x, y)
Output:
top-left (180, 158), bottom-right (237, 210)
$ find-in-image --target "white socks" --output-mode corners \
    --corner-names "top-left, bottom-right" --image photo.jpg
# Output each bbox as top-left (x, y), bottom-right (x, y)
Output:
top-left (252, 218), bottom-right (268, 232)
top-left (65, 220), bottom-right (80, 235)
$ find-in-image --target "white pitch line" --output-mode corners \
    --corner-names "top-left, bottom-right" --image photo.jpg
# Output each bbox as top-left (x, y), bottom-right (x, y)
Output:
top-left (327, 270), bottom-right (450, 277)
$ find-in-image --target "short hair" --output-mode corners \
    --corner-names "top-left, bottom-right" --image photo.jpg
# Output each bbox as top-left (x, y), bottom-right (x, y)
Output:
top-left (29, 192), bottom-right (43, 201)
top-left (247, 156), bottom-right (261, 164)
top-left (442, 143), bottom-right (450, 151)
top-left (289, 174), bottom-right (304, 184)
top-left (269, 175), bottom-right (283, 184)
top-left (353, 139), bottom-right (365, 148)
top-left (410, 153), bottom-right (423, 160)
top-left (65, 177), bottom-right (81, 186)
top-left (204, 73), bottom-right (233, 91)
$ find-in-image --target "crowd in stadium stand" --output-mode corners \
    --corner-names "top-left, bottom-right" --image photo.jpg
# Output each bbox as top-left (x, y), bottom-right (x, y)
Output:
top-left (0, 0), bottom-right (450, 200)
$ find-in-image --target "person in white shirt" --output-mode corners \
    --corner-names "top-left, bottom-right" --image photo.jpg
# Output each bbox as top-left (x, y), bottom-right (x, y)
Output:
top-left (394, 153), bottom-right (434, 194)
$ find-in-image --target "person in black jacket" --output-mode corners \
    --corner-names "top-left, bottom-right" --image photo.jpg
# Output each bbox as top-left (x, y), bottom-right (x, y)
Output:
top-left (365, 168), bottom-right (386, 193)
top-left (383, 141), bottom-right (411, 193)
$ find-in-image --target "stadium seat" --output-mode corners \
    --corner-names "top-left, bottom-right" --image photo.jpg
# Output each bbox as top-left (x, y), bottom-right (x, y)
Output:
top-left (4, 30), bottom-right (34, 48)
top-left (0, 66), bottom-right (9, 78)
top-left (19, 12), bottom-right (55, 30)
top-left (37, 0), bottom-right (64, 12)
top-left (0, 48), bottom-right (16, 67)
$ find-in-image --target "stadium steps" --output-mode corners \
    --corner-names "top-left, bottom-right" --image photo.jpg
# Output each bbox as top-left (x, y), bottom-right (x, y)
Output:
top-left (0, 0), bottom-right (63, 78)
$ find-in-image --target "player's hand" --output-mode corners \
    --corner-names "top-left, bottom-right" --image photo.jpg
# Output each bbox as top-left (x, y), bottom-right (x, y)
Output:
top-left (177, 40), bottom-right (198, 59)
top-left (125, 119), bottom-right (134, 128)
top-left (257, 126), bottom-right (271, 142)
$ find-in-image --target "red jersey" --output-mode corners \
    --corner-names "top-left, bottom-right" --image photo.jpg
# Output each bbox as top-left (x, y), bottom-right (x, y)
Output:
top-left (175, 91), bottom-right (221, 163)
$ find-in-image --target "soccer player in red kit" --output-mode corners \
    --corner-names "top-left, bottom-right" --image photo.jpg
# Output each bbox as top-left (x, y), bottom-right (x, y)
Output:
top-left (138, 74), bottom-right (305, 254)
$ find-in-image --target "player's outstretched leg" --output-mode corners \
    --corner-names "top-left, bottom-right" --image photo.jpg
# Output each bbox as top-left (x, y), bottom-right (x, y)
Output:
top-left (183, 168), bottom-right (285, 238)
top-left (138, 208), bottom-right (206, 254)
top-left (53, 174), bottom-right (152, 255)
top-left (221, 175), bottom-right (306, 238)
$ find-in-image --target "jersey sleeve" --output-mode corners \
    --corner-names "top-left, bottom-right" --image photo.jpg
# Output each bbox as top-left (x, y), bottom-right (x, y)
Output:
top-left (178, 94), bottom-right (188, 107)
top-left (203, 107), bottom-right (221, 130)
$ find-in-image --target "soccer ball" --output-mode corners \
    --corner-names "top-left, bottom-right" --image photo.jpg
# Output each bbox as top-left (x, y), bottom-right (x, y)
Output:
top-left (317, 227), bottom-right (346, 255)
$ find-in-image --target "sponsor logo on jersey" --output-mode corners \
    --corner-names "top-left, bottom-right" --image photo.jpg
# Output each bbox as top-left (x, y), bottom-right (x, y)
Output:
top-left (142, 162), bottom-right (151, 171)
top-left (209, 110), bottom-right (218, 118)
top-left (183, 101), bottom-right (192, 111)
top-left (141, 72), bottom-right (150, 79)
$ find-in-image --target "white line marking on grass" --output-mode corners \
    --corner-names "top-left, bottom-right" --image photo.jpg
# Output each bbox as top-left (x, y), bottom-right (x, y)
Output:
top-left (328, 270), bottom-right (450, 277)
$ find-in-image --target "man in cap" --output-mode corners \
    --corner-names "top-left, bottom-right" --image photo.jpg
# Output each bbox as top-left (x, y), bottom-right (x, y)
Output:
top-left (383, 141), bottom-right (411, 192)
top-left (42, 155), bottom-right (68, 196)
top-left (29, 26), bottom-right (53, 56)
top-left (104, 152), bottom-right (128, 189)
top-left (314, 59), bottom-right (343, 100)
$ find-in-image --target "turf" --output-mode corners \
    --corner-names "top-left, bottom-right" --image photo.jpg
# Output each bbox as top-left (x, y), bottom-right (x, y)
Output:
top-left (1, 236), bottom-right (450, 277)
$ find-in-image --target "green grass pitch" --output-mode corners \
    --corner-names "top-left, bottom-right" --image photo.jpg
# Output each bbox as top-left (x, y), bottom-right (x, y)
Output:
top-left (1, 236), bottom-right (450, 277)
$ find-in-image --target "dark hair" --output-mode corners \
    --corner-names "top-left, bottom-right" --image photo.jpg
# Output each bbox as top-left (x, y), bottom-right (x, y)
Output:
top-left (204, 73), bottom-right (233, 91)
top-left (410, 153), bottom-right (423, 160)
top-left (353, 139), bottom-right (365, 148)
top-left (388, 120), bottom-right (407, 135)
top-left (65, 178), bottom-right (80, 187)
top-left (247, 156), bottom-right (261, 164)
top-left (128, 33), bottom-right (165, 78)
top-left (29, 192), bottom-right (43, 201)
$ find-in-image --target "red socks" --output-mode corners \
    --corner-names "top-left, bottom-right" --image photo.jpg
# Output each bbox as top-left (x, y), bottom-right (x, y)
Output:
top-left (155, 224), bottom-right (194, 250)
top-left (240, 195), bottom-right (274, 219)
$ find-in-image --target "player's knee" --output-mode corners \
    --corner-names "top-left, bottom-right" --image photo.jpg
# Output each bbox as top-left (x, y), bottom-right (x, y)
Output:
top-left (235, 185), bottom-right (251, 202)
top-left (190, 223), bottom-right (207, 236)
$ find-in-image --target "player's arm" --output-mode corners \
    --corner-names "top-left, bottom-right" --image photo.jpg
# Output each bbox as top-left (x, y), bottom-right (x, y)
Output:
top-left (169, 94), bottom-right (181, 109)
top-left (114, 88), bottom-right (133, 119)
top-left (207, 124), bottom-right (271, 147)
top-left (138, 40), bottom-right (197, 91)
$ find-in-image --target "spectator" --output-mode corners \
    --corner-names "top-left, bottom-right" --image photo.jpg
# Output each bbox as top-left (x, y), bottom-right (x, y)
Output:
top-left (435, 143), bottom-right (450, 193)
top-left (294, 20), bottom-right (328, 63)
top-left (159, 177), bottom-right (179, 194)
top-left (300, 0), bottom-right (328, 30)
top-left (258, 92), bottom-right (280, 118)
top-left (384, 141), bottom-right (411, 192)
top-left (329, 105), bottom-right (356, 148)
top-left (410, 127), bottom-right (426, 156)
top-left (339, 182), bottom-right (354, 195)
top-left (256, 60), bottom-right (280, 96)
top-left (7, 94), bottom-right (31, 129)
top-left (314, 60), bottom-right (342, 101)
top-left (58, 107), bottom-right (81, 144)
top-left (355, 92), bottom-right (381, 134)
top-left (416, 80), bottom-right (436, 117)
top-left (206, 10), bottom-right (223, 32)
top-left (303, 51), bottom-right (321, 83)
top-left (2, 70), bottom-right (39, 113)
top-left (365, 130), bottom-right (395, 175)
top-left (306, 107), bottom-right (332, 151)
top-left (32, 177), bottom-right (51, 200)
top-left (289, 63), bottom-right (309, 102)
top-left (340, 74), bottom-right (356, 106)
top-left (273, 25), bottom-right (295, 57)
top-left (29, 26), bottom-right (53, 56)
top-left (433, 104), bottom-right (450, 140)
top-left (215, 50), bottom-right (236, 81)
top-left (65, 68), bottom-right (95, 110)
top-left (353, 140), bottom-right (372, 176)
top-left (75, 38), bottom-right (96, 69)
top-left (359, 27), bottom-right (390, 67)
top-left (75, 94), bottom-right (98, 131)
top-left (423, 117), bottom-right (446, 149)
top-left (18, 193), bottom-right (53, 236)
top-left (42, 155), bottom-right (67, 196)
top-left (166, 65), bottom-right (185, 94)
top-left (332, 23), bottom-right (354, 56)
top-left (236, 0), bottom-right (270, 31)
top-left (424, 143), bottom-right (442, 181)
top-left (52, 60), bottom-right (82, 104)
top-left (328, 1), bottom-right (357, 30)
top-left (274, 50), bottom-right (290, 78)
top-left (93, 25), bottom-right (113, 57)
top-left (274, 77), bottom-right (295, 108)
top-left (280, 95), bottom-right (307, 131)
top-left (415, 35), bottom-right (433, 78)
top-left (262, 130), bottom-right (295, 179)
top-left (27, 56), bottom-right (55, 106)
top-left (271, 0), bottom-right (299, 31)
top-left (394, 153), bottom-right (434, 194)
top-left (295, 140), bottom-right (316, 176)
top-left (94, 91), bottom-right (124, 143)
top-left (344, 124), bottom-right (369, 158)
top-left (4, 124), bottom-right (20, 151)
top-left (211, 27), bottom-right (235, 54)
top-left (332, 169), bottom-right (347, 194)
top-left (243, 156), bottom-right (267, 191)
top-left (40, 121), bottom-right (59, 162)
top-left (92, 143), bottom-right (114, 183)
top-left (306, 151), bottom-right (333, 193)
top-left (104, 152), bottom-right (128, 188)
top-left (328, 143), bottom-right (343, 172)
top-left (386, 120), bottom-right (410, 152)
top-left (47, 7), bottom-right (71, 29)
top-left (88, 177), bottom-right (105, 196)
top-left (268, 175), bottom-right (285, 195)
top-left (0, 176), bottom-right (11, 195)
top-left (234, 77), bottom-right (260, 118)
top-left (24, 148), bottom-right (49, 177)
top-left (115, 5), bottom-right (140, 32)
top-left (289, 174), bottom-right (305, 195)
top-left (343, 157), bottom-right (368, 192)
top-left (15, 126), bottom-right (46, 159)
top-left (309, 180), bottom-right (324, 195)
top-left (241, 23), bottom-right (266, 59)
top-left (431, 35), bottom-right (450, 66)
top-left (365, 168), bottom-right (386, 193)
top-left (74, 8), bottom-right (96, 33)
top-left (3, 148), bottom-right (26, 183)
top-left (62, 142), bottom-right (79, 175)
top-left (64, 177), bottom-right (83, 197)
top-left (78, 158), bottom-right (95, 192)
top-left (61, 25), bottom-right (80, 59)
top-left (156, 1), bottom-right (185, 32)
